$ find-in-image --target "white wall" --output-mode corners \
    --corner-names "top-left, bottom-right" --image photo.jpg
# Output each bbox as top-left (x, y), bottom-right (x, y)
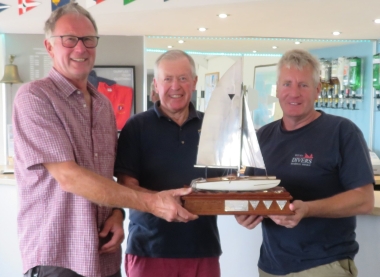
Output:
top-left (0, 184), bottom-right (23, 276)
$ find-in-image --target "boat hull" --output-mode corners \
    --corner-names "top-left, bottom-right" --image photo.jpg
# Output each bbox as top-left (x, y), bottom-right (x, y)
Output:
top-left (191, 176), bottom-right (281, 191)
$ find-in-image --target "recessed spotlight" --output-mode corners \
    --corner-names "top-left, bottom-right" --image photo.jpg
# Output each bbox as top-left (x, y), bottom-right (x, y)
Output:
top-left (178, 40), bottom-right (184, 44)
top-left (272, 46), bottom-right (278, 49)
top-left (332, 31), bottom-right (341, 36)
top-left (374, 19), bottom-right (380, 24)
top-left (295, 41), bottom-right (301, 45)
top-left (198, 27), bottom-right (207, 32)
top-left (168, 45), bottom-right (173, 49)
top-left (218, 14), bottom-right (228, 18)
top-left (252, 50), bottom-right (257, 53)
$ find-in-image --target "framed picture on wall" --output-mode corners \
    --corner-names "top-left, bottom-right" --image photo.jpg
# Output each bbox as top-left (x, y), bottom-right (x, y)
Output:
top-left (204, 72), bottom-right (219, 110)
top-left (252, 63), bottom-right (280, 129)
top-left (91, 66), bottom-right (136, 131)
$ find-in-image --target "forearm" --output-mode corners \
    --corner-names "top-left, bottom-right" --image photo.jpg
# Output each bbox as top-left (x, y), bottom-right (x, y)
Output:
top-left (116, 173), bottom-right (155, 193)
top-left (44, 161), bottom-right (154, 211)
top-left (305, 184), bottom-right (374, 218)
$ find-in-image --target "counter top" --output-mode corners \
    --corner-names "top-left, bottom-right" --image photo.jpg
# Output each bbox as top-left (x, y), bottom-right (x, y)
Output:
top-left (0, 165), bottom-right (15, 186)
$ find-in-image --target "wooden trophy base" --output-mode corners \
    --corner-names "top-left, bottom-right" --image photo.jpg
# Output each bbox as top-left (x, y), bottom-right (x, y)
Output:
top-left (182, 186), bottom-right (293, 215)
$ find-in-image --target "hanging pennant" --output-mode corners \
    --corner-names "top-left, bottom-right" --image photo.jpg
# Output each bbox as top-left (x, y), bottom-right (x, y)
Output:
top-left (18, 0), bottom-right (40, 15)
top-left (87, 0), bottom-right (104, 9)
top-left (0, 3), bottom-right (10, 13)
top-left (124, 0), bottom-right (135, 5)
top-left (51, 0), bottom-right (70, 12)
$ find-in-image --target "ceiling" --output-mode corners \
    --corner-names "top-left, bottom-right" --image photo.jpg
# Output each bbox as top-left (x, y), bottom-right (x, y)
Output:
top-left (1, 0), bottom-right (379, 54)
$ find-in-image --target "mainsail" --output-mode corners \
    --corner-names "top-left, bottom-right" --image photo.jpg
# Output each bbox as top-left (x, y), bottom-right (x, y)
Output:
top-left (196, 58), bottom-right (266, 169)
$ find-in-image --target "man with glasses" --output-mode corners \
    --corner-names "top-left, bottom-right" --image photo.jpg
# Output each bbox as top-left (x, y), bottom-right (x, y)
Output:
top-left (13, 3), bottom-right (196, 277)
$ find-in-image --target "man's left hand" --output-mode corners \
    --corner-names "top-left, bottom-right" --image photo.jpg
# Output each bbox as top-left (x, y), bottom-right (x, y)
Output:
top-left (268, 200), bottom-right (309, 228)
top-left (99, 209), bottom-right (125, 254)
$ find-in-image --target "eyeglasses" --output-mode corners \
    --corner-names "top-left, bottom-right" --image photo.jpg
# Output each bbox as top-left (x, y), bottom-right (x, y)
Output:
top-left (50, 35), bottom-right (99, 48)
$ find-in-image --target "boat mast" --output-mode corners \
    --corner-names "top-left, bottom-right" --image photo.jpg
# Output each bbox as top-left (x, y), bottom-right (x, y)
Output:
top-left (238, 83), bottom-right (246, 177)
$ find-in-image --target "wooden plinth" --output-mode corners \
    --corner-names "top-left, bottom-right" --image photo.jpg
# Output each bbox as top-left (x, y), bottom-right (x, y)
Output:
top-left (182, 186), bottom-right (293, 215)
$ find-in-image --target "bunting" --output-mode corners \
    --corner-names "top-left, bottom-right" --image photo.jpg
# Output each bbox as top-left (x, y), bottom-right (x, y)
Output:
top-left (51, 0), bottom-right (70, 12)
top-left (18, 0), bottom-right (40, 15)
top-left (87, 0), bottom-right (104, 8)
top-left (124, 0), bottom-right (135, 5)
top-left (0, 3), bottom-right (10, 13)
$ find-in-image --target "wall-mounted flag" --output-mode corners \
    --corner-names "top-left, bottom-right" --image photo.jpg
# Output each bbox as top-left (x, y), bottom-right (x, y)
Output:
top-left (51, 0), bottom-right (70, 12)
top-left (124, 0), bottom-right (135, 5)
top-left (0, 3), bottom-right (10, 13)
top-left (18, 0), bottom-right (40, 15)
top-left (87, 0), bottom-right (104, 9)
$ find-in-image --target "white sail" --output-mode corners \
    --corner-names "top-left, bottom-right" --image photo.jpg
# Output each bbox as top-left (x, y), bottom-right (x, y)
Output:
top-left (196, 58), bottom-right (266, 169)
top-left (241, 95), bottom-right (266, 169)
top-left (196, 59), bottom-right (242, 168)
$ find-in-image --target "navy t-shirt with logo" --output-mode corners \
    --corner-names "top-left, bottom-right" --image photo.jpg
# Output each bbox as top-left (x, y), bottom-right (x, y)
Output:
top-left (245, 111), bottom-right (374, 275)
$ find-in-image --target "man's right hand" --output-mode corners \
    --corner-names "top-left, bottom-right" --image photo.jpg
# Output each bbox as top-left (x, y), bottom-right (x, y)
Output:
top-left (149, 187), bottom-right (198, 222)
top-left (235, 214), bottom-right (263, 230)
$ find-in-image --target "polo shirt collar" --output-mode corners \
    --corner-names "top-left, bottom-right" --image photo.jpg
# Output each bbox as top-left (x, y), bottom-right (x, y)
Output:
top-left (153, 101), bottom-right (201, 121)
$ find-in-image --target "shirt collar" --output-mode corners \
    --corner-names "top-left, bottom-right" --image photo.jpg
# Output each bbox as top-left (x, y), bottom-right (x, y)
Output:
top-left (48, 68), bottom-right (98, 98)
top-left (153, 101), bottom-right (201, 121)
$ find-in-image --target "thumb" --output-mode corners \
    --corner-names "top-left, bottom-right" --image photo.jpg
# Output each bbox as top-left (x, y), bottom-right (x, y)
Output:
top-left (99, 223), bottom-right (111, 238)
top-left (172, 187), bottom-right (192, 197)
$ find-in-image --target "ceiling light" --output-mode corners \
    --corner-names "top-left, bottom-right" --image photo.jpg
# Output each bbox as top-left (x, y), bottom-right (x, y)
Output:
top-left (178, 40), bottom-right (184, 44)
top-left (218, 14), bottom-right (228, 19)
top-left (332, 31), bottom-right (341, 36)
top-left (272, 46), bottom-right (278, 49)
top-left (374, 19), bottom-right (380, 24)
top-left (295, 41), bottom-right (301, 45)
top-left (167, 45), bottom-right (173, 48)
top-left (252, 50), bottom-right (257, 53)
top-left (198, 27), bottom-right (207, 32)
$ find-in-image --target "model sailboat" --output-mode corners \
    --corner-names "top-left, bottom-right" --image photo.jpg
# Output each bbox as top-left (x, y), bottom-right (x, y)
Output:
top-left (191, 58), bottom-right (281, 191)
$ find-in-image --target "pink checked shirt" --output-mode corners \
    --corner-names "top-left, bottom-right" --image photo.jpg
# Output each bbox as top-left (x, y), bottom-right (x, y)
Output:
top-left (13, 68), bottom-right (120, 277)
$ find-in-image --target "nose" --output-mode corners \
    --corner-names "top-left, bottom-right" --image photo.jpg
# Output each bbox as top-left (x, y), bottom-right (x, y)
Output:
top-left (73, 40), bottom-right (87, 52)
top-left (171, 78), bottom-right (180, 90)
top-left (288, 85), bottom-right (301, 97)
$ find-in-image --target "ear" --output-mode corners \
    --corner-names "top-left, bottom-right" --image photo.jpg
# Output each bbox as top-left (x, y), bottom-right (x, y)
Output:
top-left (193, 75), bottom-right (198, 89)
top-left (153, 78), bottom-right (158, 93)
top-left (44, 39), bottom-right (54, 58)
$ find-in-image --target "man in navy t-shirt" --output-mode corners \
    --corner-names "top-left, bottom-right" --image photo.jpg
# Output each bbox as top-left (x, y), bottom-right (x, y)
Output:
top-left (236, 49), bottom-right (374, 277)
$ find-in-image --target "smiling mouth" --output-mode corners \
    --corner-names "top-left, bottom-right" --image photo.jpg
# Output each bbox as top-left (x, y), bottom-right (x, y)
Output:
top-left (170, 94), bottom-right (182, 98)
top-left (71, 58), bottom-right (86, 62)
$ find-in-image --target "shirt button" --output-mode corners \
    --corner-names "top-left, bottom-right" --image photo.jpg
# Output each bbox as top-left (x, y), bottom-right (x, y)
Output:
top-left (181, 141), bottom-right (185, 144)
top-left (94, 153), bottom-right (98, 157)
top-left (83, 104), bottom-right (87, 108)
top-left (77, 91), bottom-right (81, 94)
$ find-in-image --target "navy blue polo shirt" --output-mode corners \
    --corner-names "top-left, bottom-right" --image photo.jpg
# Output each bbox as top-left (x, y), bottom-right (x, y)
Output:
top-left (114, 102), bottom-right (222, 258)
